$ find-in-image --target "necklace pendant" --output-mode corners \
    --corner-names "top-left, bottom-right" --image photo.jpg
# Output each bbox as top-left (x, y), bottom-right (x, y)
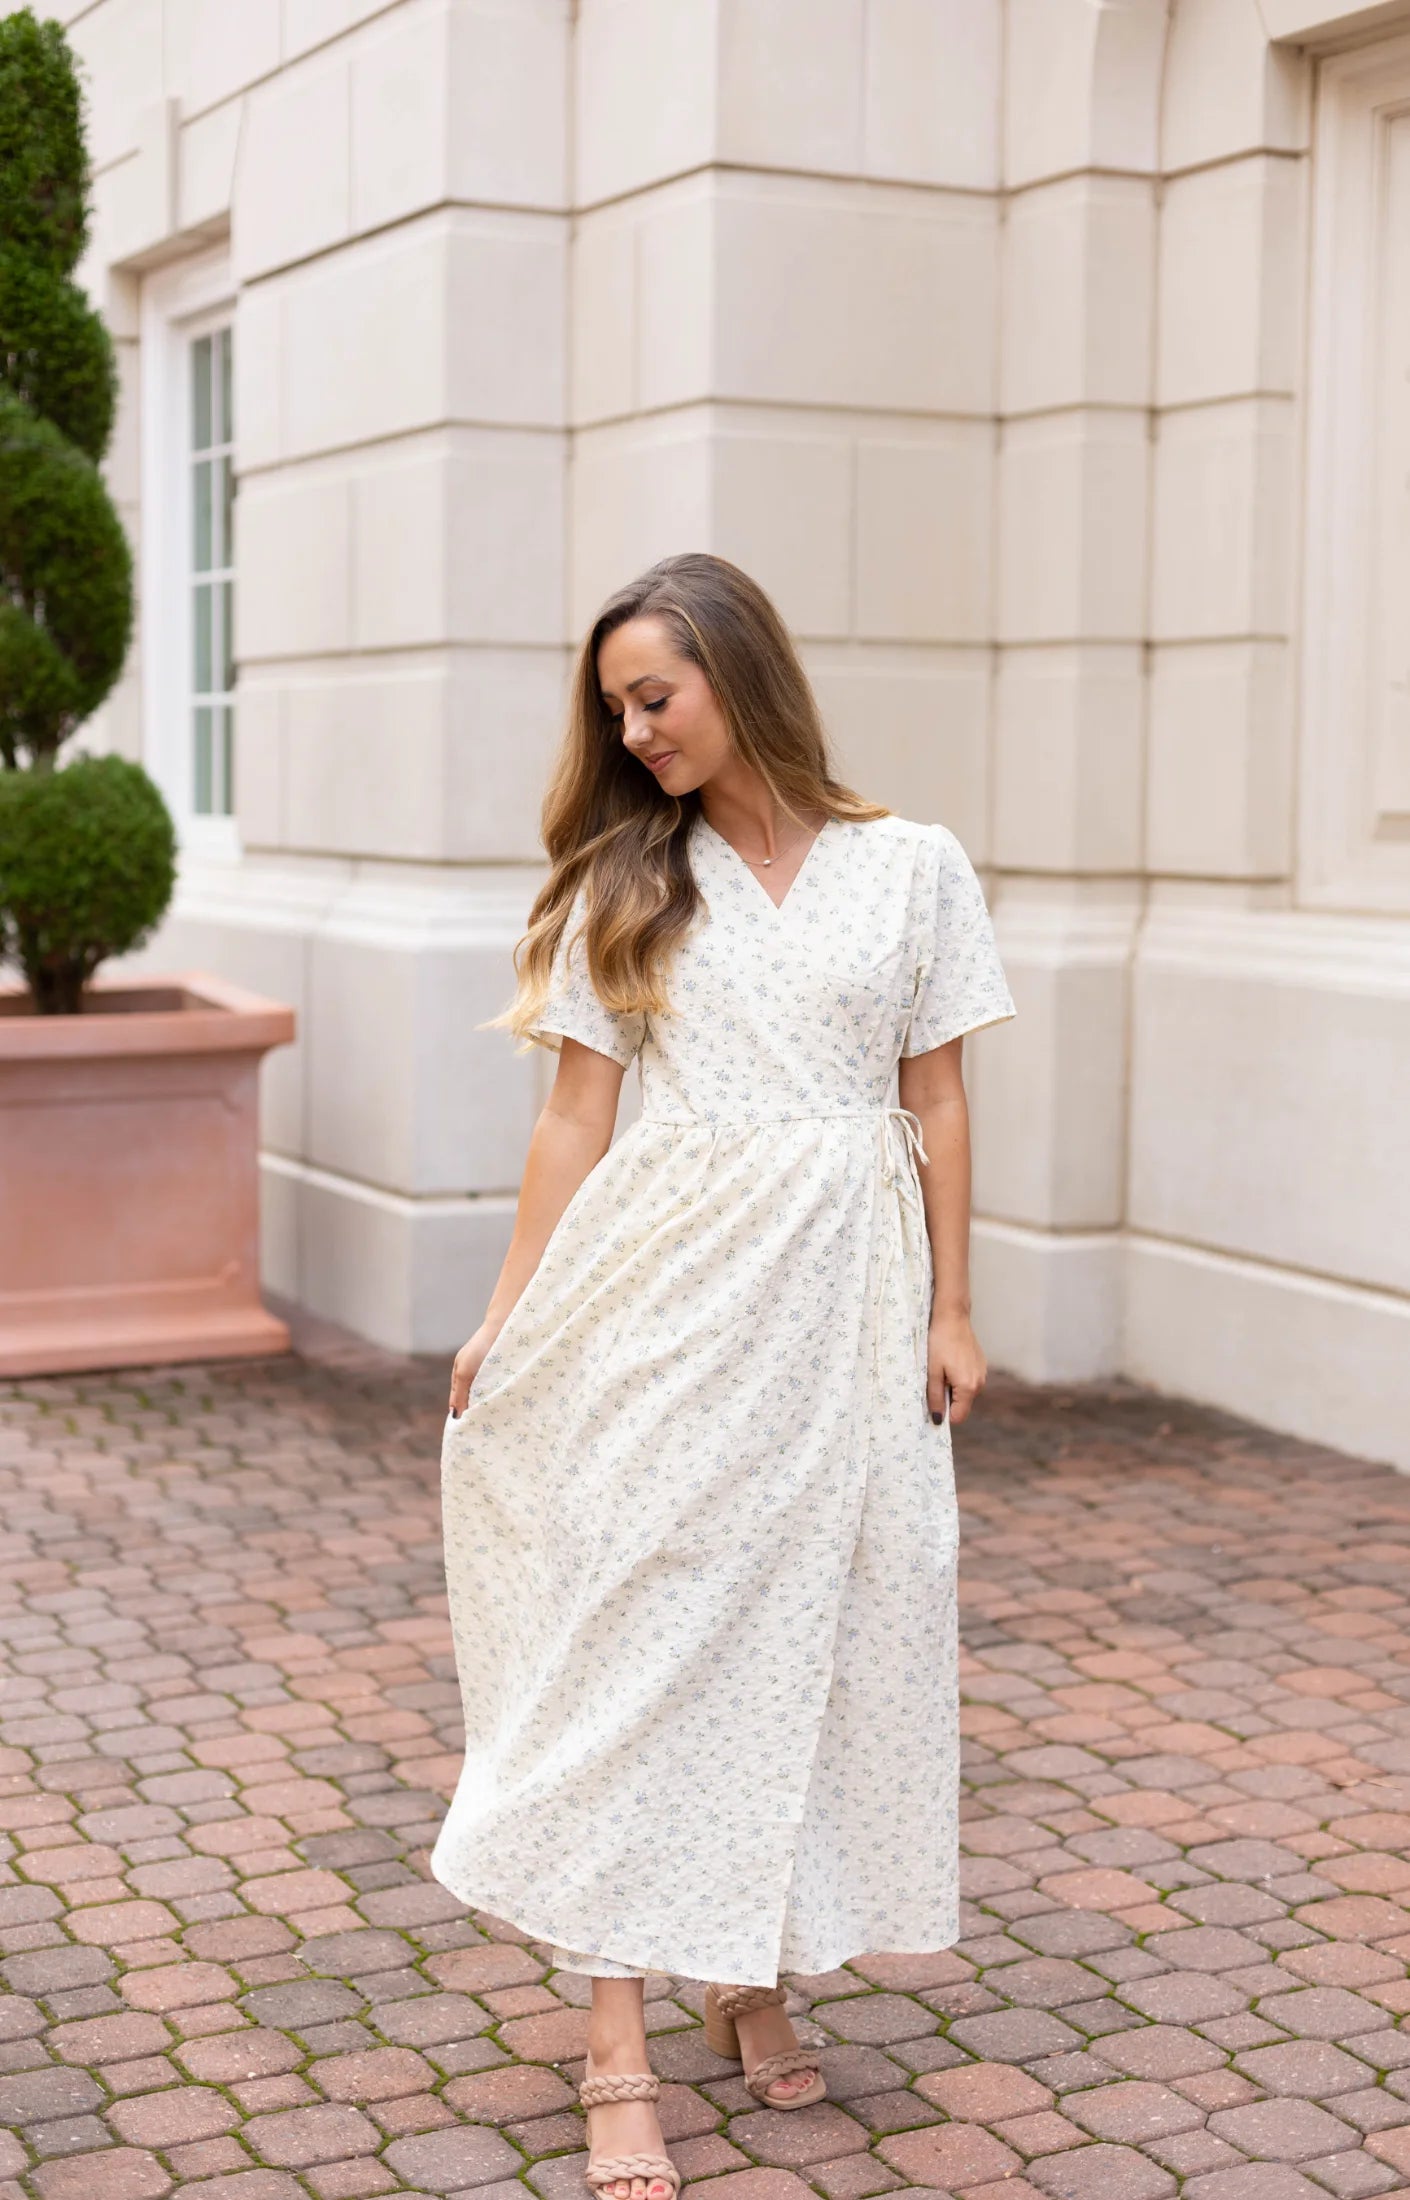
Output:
top-left (760, 857), bottom-right (773, 866)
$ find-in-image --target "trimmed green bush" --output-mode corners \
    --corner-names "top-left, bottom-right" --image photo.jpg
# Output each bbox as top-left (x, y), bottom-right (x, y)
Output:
top-left (0, 387), bottom-right (134, 764)
top-left (0, 8), bottom-right (130, 770)
top-left (0, 754), bottom-right (176, 1014)
top-left (0, 8), bottom-right (169, 1015)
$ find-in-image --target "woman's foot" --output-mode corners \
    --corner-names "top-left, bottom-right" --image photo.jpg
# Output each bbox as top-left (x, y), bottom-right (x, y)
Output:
top-left (583, 1983), bottom-right (675, 2200)
top-left (732, 1996), bottom-right (821, 2105)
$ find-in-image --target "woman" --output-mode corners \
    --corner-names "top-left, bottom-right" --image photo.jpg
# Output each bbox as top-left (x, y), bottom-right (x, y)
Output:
top-left (432, 553), bottom-right (1017, 2200)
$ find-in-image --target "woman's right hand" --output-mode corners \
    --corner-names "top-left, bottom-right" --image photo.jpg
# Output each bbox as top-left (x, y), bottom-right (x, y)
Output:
top-left (448, 1321), bottom-right (503, 1418)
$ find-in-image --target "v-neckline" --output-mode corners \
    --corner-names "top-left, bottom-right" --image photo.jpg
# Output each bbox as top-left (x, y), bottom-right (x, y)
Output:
top-left (697, 813), bottom-right (833, 916)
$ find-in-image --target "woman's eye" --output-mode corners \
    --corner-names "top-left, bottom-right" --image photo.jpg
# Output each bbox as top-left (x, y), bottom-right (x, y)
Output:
top-left (644, 698), bottom-right (668, 712)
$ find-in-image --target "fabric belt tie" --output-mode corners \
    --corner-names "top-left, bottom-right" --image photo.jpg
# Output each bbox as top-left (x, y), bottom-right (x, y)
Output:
top-left (873, 1108), bottom-right (931, 1403)
top-left (879, 1104), bottom-right (929, 1187)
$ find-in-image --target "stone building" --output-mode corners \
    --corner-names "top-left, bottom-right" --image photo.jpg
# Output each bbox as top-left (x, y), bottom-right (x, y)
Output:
top-left (52, 0), bottom-right (1410, 1468)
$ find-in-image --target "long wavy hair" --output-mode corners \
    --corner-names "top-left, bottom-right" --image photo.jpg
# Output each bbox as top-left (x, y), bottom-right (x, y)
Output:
top-left (488, 553), bottom-right (889, 1051)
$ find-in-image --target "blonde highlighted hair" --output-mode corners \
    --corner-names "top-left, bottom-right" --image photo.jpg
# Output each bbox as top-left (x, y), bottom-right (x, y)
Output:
top-left (487, 552), bottom-right (888, 1051)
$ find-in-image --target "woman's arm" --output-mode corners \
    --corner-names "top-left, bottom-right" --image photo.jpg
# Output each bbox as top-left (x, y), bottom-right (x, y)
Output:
top-left (898, 1038), bottom-right (988, 1428)
top-left (448, 1037), bottom-right (626, 1415)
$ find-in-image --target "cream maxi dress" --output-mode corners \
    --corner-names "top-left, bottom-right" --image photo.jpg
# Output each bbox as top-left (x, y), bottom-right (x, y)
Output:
top-left (432, 810), bottom-right (1016, 1985)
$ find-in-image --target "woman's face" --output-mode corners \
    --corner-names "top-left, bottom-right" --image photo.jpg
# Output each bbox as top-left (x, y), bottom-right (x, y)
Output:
top-left (597, 615), bottom-right (731, 797)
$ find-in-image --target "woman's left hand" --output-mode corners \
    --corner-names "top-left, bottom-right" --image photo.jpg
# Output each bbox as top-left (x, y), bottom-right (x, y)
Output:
top-left (927, 1312), bottom-right (987, 1427)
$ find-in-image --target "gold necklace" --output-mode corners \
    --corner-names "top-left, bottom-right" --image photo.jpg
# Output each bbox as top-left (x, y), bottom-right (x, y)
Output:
top-left (719, 822), bottom-right (819, 867)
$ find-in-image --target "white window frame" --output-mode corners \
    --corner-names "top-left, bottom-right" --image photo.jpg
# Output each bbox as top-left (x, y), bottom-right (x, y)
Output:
top-left (140, 245), bottom-right (240, 863)
top-left (1297, 30), bottom-right (1410, 912)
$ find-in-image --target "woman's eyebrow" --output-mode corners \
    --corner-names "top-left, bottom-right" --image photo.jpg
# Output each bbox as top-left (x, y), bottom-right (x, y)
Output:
top-left (601, 673), bottom-right (669, 701)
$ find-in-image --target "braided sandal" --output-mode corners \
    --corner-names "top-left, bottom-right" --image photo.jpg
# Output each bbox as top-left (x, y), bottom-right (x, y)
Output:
top-left (578, 2069), bottom-right (681, 2200)
top-left (703, 1983), bottom-right (827, 2111)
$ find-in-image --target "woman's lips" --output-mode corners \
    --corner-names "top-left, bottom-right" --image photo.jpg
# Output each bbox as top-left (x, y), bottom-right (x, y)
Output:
top-left (644, 751), bottom-right (677, 773)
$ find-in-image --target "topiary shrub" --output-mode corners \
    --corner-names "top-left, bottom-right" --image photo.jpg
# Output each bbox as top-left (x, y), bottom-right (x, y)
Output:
top-left (0, 754), bottom-right (177, 1013)
top-left (0, 8), bottom-right (172, 1014)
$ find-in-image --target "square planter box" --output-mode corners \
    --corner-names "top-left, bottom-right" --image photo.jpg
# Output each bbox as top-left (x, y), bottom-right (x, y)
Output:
top-left (0, 971), bottom-right (296, 1377)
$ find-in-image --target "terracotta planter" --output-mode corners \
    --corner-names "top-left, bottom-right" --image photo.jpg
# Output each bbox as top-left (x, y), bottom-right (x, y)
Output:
top-left (0, 972), bottom-right (296, 1377)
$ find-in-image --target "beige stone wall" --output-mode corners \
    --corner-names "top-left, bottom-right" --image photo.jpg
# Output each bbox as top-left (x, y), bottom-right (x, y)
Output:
top-left (43, 0), bottom-right (1410, 1467)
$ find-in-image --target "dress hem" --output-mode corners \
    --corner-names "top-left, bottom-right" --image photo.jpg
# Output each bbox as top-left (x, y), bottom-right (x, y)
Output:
top-left (428, 1846), bottom-right (958, 1988)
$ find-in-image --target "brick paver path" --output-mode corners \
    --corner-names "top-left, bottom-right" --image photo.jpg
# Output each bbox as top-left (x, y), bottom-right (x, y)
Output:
top-left (3, 1348), bottom-right (1410, 2200)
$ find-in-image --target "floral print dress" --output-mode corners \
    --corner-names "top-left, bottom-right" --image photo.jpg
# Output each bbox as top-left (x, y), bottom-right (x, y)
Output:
top-left (432, 810), bottom-right (1017, 1985)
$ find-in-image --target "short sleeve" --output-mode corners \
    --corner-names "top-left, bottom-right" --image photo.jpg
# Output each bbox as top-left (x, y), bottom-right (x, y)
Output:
top-left (524, 891), bottom-right (646, 1070)
top-left (901, 825), bottom-right (1017, 1056)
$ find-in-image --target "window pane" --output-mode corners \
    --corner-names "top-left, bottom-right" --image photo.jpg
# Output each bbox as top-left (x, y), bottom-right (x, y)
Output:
top-left (193, 458), bottom-right (212, 571)
top-left (218, 325), bottom-right (233, 444)
top-left (192, 333), bottom-right (212, 452)
top-left (194, 706), bottom-right (212, 814)
top-left (220, 579), bottom-right (234, 693)
top-left (219, 704), bottom-right (235, 814)
top-left (194, 581), bottom-right (212, 693)
top-left (219, 454), bottom-right (234, 568)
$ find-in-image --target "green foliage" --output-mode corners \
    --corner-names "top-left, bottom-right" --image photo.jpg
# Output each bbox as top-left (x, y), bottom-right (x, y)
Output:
top-left (0, 242), bottom-right (117, 459)
top-left (0, 10), bottom-right (167, 1014)
top-left (0, 386), bottom-right (133, 768)
top-left (0, 8), bottom-right (132, 770)
top-left (0, 754), bottom-right (176, 1014)
top-left (0, 9), bottom-right (88, 275)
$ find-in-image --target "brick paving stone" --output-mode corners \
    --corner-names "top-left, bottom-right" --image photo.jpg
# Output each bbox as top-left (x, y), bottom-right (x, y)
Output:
top-left (1027, 2143), bottom-right (1177, 2198)
top-left (1304, 2150), bottom-right (1404, 2198)
top-left (383, 2123), bottom-right (523, 2190)
top-left (914, 2063), bottom-right (1053, 2119)
top-left (1097, 2025), bottom-right (1227, 2079)
top-left (846, 1951), bottom-right (972, 1991)
top-left (842, 2090), bottom-right (942, 2134)
top-left (242, 1982), bottom-right (363, 2030)
top-left (1234, 2041), bottom-right (1379, 2097)
top-left (375, 2089), bottom-right (459, 2141)
top-left (1146, 2128), bottom-right (1247, 2178)
top-left (107, 2086), bottom-right (240, 2145)
top-left (178, 2031), bottom-right (305, 2083)
top-left (1118, 1971), bottom-right (1249, 2024)
top-left (815, 1997), bottom-right (936, 2046)
top-left (496, 2006), bottom-right (593, 2061)
top-left (1064, 2080), bottom-right (1205, 2142)
top-left (305, 2167), bottom-right (400, 2200)
top-left (1254, 1987), bottom-right (1386, 2038)
top-left (426, 1942), bottom-right (544, 1992)
top-left (1208, 2098), bottom-right (1360, 2159)
top-left (442, 2064), bottom-right (576, 2123)
top-left (947, 2007), bottom-right (1083, 2062)
top-left (805, 2153), bottom-right (904, 2200)
top-left (986, 1957), bottom-right (1106, 2008)
top-left (1182, 2168), bottom-right (1334, 2199)
top-left (727, 2103), bottom-right (870, 2166)
top-left (992, 2108), bottom-right (1088, 2158)
top-left (677, 2175), bottom-right (816, 2200)
top-left (375, 1991), bottom-right (490, 2047)
top-left (245, 2101), bottom-right (383, 2166)
top-left (30, 2149), bottom-right (172, 2198)
top-left (0, 2066), bottom-right (103, 2123)
top-left (118, 1960), bottom-right (235, 2011)
top-left (29, 2114), bottom-right (111, 2157)
top-left (49, 2012), bottom-right (170, 2064)
top-left (878, 2121), bottom-right (1024, 2188)
top-left (166, 2176), bottom-right (305, 2198)
top-left (813, 2046), bottom-right (911, 2102)
top-left (1367, 2133), bottom-right (1410, 2177)
top-left (1353, 2033), bottom-right (1410, 2073)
